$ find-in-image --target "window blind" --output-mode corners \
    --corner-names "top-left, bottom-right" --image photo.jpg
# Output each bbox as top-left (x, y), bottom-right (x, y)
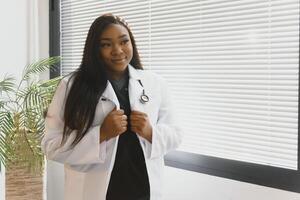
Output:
top-left (60, 0), bottom-right (299, 170)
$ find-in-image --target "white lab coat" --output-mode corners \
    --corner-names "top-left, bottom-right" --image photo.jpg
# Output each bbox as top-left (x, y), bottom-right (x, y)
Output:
top-left (42, 64), bottom-right (183, 200)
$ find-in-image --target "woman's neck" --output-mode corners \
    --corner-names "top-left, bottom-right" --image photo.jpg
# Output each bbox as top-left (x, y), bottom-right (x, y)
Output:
top-left (107, 68), bottom-right (128, 81)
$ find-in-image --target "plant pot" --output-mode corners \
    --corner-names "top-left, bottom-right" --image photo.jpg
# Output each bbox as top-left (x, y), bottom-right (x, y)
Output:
top-left (5, 164), bottom-right (43, 200)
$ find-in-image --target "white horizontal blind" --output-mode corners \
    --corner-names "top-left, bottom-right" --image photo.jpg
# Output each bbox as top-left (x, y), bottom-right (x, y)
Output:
top-left (149, 0), bottom-right (299, 170)
top-left (60, 0), bottom-right (299, 170)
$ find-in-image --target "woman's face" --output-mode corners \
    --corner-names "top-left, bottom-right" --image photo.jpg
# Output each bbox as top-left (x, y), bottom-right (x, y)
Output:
top-left (99, 24), bottom-right (133, 79)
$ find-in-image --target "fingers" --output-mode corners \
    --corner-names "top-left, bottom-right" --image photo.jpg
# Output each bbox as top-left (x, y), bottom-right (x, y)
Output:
top-left (112, 121), bottom-right (127, 136)
top-left (120, 120), bottom-right (128, 127)
top-left (110, 109), bottom-right (148, 136)
top-left (131, 110), bottom-right (147, 116)
top-left (116, 109), bottom-right (125, 115)
top-left (102, 108), bottom-right (130, 139)
top-left (130, 115), bottom-right (147, 124)
top-left (116, 114), bottom-right (127, 125)
top-left (130, 110), bottom-right (147, 120)
top-left (109, 107), bottom-right (125, 115)
top-left (130, 120), bottom-right (147, 130)
top-left (117, 126), bottom-right (127, 135)
top-left (121, 114), bottom-right (127, 121)
top-left (111, 109), bottom-right (124, 115)
top-left (113, 116), bottom-right (127, 125)
top-left (130, 111), bottom-right (149, 134)
top-left (130, 126), bottom-right (140, 134)
top-left (115, 111), bottom-right (128, 135)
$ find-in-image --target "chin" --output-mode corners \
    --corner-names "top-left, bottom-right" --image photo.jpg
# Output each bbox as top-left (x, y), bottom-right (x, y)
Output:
top-left (110, 64), bottom-right (128, 73)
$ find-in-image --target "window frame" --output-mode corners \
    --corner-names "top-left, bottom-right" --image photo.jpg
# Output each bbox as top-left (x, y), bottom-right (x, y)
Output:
top-left (49, 0), bottom-right (300, 193)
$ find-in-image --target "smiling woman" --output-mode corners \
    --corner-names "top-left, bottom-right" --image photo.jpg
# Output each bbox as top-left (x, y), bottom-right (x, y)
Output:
top-left (42, 13), bottom-right (183, 200)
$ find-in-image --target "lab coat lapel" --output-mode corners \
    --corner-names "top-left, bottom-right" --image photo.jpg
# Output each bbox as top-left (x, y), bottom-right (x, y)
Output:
top-left (128, 65), bottom-right (145, 112)
top-left (101, 81), bottom-right (120, 110)
top-left (100, 81), bottom-right (121, 176)
top-left (128, 65), bottom-right (149, 158)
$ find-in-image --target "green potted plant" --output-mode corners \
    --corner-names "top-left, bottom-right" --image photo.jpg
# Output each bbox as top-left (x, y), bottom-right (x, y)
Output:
top-left (0, 56), bottom-right (61, 200)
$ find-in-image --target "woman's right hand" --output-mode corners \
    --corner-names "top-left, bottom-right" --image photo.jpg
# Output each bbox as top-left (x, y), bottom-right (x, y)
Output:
top-left (100, 107), bottom-right (127, 143)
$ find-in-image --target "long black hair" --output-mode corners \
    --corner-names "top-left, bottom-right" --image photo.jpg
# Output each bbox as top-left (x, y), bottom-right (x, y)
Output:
top-left (61, 14), bottom-right (143, 147)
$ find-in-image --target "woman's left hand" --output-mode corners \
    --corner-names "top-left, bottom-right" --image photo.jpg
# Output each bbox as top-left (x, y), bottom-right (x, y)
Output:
top-left (130, 110), bottom-right (152, 143)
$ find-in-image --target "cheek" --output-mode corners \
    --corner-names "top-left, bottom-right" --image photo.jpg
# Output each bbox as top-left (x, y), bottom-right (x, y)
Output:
top-left (99, 49), bottom-right (110, 60)
top-left (125, 45), bottom-right (133, 58)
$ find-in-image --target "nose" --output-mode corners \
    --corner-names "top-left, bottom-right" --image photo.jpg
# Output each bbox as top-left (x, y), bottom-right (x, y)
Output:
top-left (111, 44), bottom-right (123, 55)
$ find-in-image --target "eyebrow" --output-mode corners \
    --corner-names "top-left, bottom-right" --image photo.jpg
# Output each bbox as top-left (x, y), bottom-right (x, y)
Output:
top-left (100, 34), bottom-right (128, 41)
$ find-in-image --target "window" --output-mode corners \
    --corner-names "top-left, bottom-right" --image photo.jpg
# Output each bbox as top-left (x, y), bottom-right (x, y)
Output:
top-left (50, 0), bottom-right (300, 192)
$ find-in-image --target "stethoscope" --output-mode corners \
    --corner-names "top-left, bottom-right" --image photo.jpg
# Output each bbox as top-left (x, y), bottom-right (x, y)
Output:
top-left (100, 80), bottom-right (149, 104)
top-left (138, 80), bottom-right (149, 104)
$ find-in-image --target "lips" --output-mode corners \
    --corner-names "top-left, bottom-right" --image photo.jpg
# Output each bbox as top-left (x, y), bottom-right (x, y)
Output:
top-left (111, 58), bottom-right (126, 63)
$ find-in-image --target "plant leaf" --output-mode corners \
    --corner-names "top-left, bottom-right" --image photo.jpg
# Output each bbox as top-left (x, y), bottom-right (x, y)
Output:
top-left (22, 56), bottom-right (60, 80)
top-left (0, 112), bottom-right (14, 167)
top-left (0, 76), bottom-right (15, 94)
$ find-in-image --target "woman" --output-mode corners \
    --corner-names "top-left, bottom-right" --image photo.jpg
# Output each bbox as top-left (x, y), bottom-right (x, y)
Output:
top-left (42, 14), bottom-right (183, 200)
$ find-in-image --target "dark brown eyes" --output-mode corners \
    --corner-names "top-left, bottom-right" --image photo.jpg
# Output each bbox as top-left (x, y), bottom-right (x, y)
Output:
top-left (100, 39), bottom-right (129, 48)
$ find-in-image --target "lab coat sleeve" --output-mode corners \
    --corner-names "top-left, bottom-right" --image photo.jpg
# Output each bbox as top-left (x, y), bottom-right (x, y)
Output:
top-left (41, 78), bottom-right (107, 165)
top-left (144, 76), bottom-right (183, 159)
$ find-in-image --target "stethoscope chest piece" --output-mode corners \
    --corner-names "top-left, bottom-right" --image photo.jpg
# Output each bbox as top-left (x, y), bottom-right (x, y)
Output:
top-left (140, 93), bottom-right (149, 104)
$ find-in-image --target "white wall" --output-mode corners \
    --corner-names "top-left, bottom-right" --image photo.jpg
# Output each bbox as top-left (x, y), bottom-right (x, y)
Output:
top-left (0, 0), bottom-right (48, 80)
top-left (0, 1), bottom-right (27, 80)
top-left (0, 0), bottom-right (49, 200)
top-left (0, 1), bottom-right (28, 199)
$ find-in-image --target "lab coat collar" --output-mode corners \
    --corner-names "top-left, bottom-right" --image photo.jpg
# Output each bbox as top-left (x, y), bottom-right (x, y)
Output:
top-left (128, 64), bottom-right (141, 80)
top-left (101, 81), bottom-right (120, 109)
top-left (101, 64), bottom-right (141, 109)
